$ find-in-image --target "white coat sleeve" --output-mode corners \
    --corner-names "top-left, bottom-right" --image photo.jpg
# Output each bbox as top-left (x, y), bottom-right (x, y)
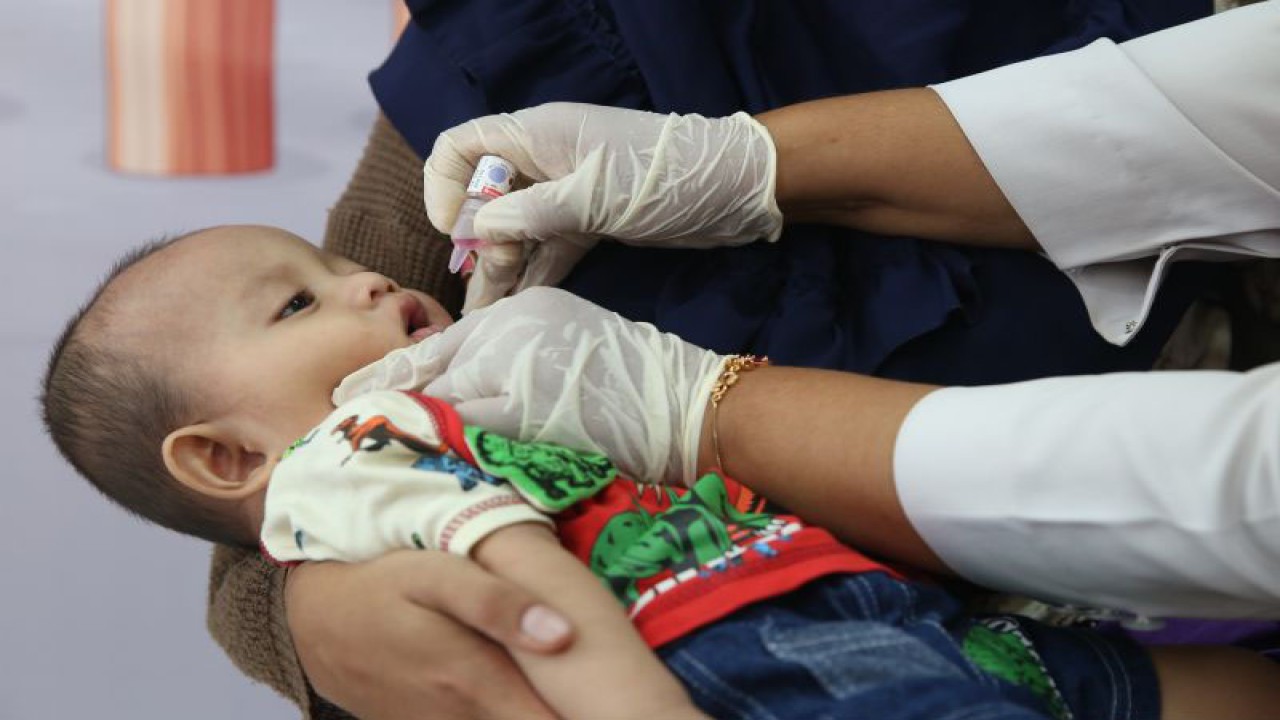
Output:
top-left (932, 2), bottom-right (1280, 346)
top-left (260, 391), bottom-right (551, 563)
top-left (895, 363), bottom-right (1280, 618)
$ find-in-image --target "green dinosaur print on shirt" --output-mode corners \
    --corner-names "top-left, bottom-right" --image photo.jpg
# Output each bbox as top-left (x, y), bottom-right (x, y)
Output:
top-left (465, 426), bottom-right (616, 512)
top-left (589, 472), bottom-right (778, 604)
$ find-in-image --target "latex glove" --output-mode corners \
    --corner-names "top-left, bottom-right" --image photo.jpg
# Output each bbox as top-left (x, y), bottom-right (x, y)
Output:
top-left (335, 287), bottom-right (726, 487)
top-left (423, 102), bottom-right (783, 312)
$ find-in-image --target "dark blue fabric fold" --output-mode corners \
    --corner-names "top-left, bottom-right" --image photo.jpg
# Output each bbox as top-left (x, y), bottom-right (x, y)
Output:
top-left (373, 0), bottom-right (1217, 383)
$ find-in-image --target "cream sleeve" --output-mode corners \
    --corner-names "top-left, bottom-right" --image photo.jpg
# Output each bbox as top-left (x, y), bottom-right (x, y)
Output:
top-left (895, 363), bottom-right (1280, 618)
top-left (261, 391), bottom-right (551, 563)
top-left (932, 2), bottom-right (1280, 345)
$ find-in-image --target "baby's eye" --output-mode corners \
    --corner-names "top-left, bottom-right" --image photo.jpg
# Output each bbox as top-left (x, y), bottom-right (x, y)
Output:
top-left (278, 291), bottom-right (314, 319)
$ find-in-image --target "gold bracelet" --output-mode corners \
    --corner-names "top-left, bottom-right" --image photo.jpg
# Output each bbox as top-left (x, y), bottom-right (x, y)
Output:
top-left (710, 355), bottom-right (769, 474)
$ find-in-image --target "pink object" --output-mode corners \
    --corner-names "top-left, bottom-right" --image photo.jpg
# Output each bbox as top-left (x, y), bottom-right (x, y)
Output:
top-left (449, 237), bottom-right (483, 275)
top-left (448, 156), bottom-right (515, 274)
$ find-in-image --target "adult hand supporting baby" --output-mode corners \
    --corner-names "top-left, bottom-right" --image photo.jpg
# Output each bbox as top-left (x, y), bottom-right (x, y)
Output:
top-left (423, 102), bottom-right (782, 312)
top-left (334, 287), bottom-right (726, 488)
top-left (286, 550), bottom-right (568, 719)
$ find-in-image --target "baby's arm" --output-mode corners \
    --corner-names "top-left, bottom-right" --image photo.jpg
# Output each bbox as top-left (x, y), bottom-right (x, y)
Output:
top-left (263, 390), bottom-right (704, 720)
top-left (473, 522), bottom-right (706, 720)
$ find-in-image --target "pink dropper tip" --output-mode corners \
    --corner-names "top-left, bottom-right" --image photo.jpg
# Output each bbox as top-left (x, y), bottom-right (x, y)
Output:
top-left (448, 244), bottom-right (469, 274)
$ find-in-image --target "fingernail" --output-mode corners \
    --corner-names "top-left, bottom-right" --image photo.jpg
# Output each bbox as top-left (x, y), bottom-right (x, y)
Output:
top-left (520, 604), bottom-right (570, 644)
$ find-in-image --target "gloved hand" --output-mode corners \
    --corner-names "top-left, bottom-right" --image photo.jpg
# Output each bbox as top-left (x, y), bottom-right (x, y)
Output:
top-left (335, 287), bottom-right (727, 487)
top-left (423, 102), bottom-right (783, 312)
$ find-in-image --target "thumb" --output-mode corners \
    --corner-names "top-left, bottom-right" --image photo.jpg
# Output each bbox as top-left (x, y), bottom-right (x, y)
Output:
top-left (443, 397), bottom-right (522, 439)
top-left (332, 305), bottom-right (505, 404)
top-left (461, 242), bottom-right (526, 314)
top-left (332, 335), bottom-right (452, 404)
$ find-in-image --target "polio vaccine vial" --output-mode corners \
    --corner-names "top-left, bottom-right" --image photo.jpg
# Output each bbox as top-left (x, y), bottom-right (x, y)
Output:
top-left (448, 155), bottom-right (516, 274)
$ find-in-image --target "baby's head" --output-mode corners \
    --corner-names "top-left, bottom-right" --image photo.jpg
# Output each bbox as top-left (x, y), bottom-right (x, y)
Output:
top-left (41, 225), bottom-right (451, 546)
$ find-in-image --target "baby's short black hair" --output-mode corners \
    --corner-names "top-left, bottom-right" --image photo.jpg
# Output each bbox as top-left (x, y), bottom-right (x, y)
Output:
top-left (41, 234), bottom-right (252, 547)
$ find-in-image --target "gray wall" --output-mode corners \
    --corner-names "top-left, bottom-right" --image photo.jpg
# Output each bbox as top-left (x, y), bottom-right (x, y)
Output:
top-left (1, 1), bottom-right (402, 717)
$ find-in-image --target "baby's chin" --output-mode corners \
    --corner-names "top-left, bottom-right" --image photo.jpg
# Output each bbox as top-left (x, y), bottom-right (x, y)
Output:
top-left (332, 338), bottom-right (439, 406)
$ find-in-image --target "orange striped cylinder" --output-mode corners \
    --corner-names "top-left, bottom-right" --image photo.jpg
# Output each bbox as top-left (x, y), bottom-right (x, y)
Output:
top-left (106, 0), bottom-right (275, 175)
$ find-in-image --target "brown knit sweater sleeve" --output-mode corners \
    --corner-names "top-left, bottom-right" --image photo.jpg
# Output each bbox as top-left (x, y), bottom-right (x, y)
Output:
top-left (206, 115), bottom-right (463, 719)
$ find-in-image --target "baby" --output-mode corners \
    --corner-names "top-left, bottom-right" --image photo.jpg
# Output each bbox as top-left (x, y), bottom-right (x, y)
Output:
top-left (42, 225), bottom-right (1280, 720)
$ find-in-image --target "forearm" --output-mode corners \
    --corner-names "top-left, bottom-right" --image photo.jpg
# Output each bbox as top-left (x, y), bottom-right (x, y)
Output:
top-left (695, 365), bottom-right (948, 573)
top-left (699, 361), bottom-right (1280, 617)
top-left (284, 551), bottom-right (562, 720)
top-left (473, 524), bottom-right (704, 720)
top-left (758, 88), bottom-right (1036, 250)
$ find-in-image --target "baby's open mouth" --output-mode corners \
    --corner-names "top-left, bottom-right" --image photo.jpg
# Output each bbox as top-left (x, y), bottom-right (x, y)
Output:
top-left (402, 296), bottom-right (443, 343)
top-left (411, 324), bottom-right (442, 342)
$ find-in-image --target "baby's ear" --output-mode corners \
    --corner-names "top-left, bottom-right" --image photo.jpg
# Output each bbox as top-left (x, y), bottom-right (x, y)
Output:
top-left (163, 424), bottom-right (269, 500)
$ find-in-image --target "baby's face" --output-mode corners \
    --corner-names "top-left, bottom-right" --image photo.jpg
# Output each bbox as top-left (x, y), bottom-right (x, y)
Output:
top-left (141, 225), bottom-right (452, 451)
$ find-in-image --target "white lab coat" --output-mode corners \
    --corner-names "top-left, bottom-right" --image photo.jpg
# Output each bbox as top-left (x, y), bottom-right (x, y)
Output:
top-left (897, 2), bottom-right (1280, 617)
top-left (935, 1), bottom-right (1280, 347)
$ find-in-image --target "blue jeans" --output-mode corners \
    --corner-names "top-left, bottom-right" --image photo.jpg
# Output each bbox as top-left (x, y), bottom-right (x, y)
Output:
top-left (658, 573), bottom-right (1159, 720)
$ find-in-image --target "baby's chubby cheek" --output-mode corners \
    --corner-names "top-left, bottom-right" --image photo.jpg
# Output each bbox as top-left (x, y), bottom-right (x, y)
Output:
top-left (348, 344), bottom-right (401, 379)
top-left (350, 324), bottom-right (410, 360)
top-left (330, 340), bottom-right (403, 391)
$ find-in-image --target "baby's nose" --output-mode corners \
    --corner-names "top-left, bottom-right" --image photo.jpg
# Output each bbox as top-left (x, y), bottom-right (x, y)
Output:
top-left (351, 272), bottom-right (399, 304)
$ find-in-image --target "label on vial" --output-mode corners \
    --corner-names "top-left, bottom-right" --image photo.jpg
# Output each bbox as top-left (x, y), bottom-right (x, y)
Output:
top-left (466, 155), bottom-right (515, 198)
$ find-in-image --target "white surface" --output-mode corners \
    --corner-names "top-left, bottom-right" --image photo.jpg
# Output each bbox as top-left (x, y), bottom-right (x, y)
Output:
top-left (0, 1), bottom-right (397, 717)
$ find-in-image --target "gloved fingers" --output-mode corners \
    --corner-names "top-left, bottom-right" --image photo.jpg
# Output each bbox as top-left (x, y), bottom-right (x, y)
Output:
top-left (472, 147), bottom-right (608, 245)
top-left (332, 298), bottom-right (515, 404)
top-left (461, 242), bottom-right (527, 314)
top-left (516, 237), bottom-right (597, 292)
top-left (423, 114), bottom-right (543, 235)
top-left (440, 397), bottom-right (522, 439)
top-left (332, 334), bottom-right (454, 404)
top-left (423, 131), bottom-right (482, 235)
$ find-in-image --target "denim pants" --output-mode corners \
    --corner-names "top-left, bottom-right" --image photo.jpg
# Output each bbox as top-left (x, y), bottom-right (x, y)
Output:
top-left (658, 573), bottom-right (1159, 720)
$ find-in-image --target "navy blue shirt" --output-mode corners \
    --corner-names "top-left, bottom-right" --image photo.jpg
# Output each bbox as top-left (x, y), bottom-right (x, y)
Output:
top-left (371, 0), bottom-right (1217, 384)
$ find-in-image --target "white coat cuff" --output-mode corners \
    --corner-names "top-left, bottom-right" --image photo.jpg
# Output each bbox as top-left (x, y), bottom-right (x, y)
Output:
top-left (895, 371), bottom-right (1280, 618)
top-left (933, 32), bottom-right (1280, 345)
